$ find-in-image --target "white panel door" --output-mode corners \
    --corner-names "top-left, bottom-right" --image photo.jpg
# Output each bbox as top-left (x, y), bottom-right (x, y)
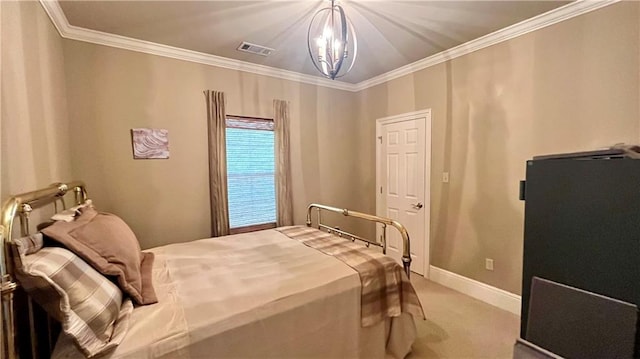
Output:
top-left (381, 117), bottom-right (426, 275)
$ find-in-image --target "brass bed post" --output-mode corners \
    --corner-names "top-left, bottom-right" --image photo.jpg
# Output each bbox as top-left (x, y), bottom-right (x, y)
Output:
top-left (1, 223), bottom-right (18, 359)
top-left (1, 197), bottom-right (21, 359)
top-left (305, 203), bottom-right (412, 278)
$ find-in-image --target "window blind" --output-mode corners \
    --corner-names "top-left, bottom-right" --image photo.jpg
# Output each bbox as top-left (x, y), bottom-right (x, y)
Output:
top-left (226, 118), bottom-right (276, 229)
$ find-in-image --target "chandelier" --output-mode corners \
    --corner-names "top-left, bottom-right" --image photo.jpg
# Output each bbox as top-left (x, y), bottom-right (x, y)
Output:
top-left (307, 0), bottom-right (358, 80)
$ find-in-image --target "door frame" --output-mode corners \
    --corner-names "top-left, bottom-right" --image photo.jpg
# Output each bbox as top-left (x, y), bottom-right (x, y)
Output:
top-left (375, 109), bottom-right (432, 278)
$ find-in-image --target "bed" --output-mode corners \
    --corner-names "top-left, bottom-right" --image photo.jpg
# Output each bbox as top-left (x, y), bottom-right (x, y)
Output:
top-left (0, 181), bottom-right (424, 359)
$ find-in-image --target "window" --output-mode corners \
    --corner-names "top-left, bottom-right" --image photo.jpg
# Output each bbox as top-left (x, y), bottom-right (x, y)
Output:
top-left (226, 116), bottom-right (276, 234)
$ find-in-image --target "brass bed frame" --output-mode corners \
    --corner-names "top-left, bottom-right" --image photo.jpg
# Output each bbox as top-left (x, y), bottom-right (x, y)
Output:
top-left (1, 181), bottom-right (412, 359)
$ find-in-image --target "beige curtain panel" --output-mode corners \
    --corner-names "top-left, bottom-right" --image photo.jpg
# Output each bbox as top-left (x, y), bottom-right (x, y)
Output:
top-left (204, 90), bottom-right (230, 237)
top-left (274, 99), bottom-right (294, 226)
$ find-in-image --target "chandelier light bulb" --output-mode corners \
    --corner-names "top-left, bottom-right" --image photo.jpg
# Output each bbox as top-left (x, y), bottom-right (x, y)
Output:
top-left (323, 27), bottom-right (333, 40)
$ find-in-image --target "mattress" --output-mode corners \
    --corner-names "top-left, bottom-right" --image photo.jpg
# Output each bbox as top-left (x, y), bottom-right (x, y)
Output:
top-left (52, 229), bottom-right (417, 358)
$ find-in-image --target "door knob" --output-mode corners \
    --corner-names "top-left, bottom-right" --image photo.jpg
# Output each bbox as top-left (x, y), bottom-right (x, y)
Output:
top-left (412, 202), bottom-right (423, 209)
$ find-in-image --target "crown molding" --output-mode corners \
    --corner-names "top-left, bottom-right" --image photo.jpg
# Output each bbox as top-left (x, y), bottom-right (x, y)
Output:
top-left (40, 0), bottom-right (618, 93)
top-left (38, 0), bottom-right (358, 92)
top-left (353, 0), bottom-right (619, 91)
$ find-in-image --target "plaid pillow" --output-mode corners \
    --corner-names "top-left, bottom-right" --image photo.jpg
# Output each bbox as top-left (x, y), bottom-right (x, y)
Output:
top-left (13, 233), bottom-right (133, 358)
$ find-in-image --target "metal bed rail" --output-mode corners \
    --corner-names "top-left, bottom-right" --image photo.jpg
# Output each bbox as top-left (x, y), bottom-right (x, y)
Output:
top-left (305, 203), bottom-right (412, 278)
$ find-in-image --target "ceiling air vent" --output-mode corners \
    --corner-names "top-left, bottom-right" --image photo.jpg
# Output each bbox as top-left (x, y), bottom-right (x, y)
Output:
top-left (237, 41), bottom-right (274, 57)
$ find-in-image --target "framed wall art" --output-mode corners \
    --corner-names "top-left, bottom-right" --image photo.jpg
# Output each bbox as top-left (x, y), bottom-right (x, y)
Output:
top-left (131, 128), bottom-right (169, 159)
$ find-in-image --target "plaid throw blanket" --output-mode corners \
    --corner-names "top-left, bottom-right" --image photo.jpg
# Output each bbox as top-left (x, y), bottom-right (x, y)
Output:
top-left (276, 226), bottom-right (425, 327)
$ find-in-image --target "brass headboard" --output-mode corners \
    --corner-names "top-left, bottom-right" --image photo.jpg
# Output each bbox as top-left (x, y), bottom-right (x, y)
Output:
top-left (1, 181), bottom-right (87, 359)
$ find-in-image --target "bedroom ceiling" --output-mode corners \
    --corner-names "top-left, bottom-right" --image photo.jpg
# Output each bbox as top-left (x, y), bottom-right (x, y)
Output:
top-left (58, 1), bottom-right (571, 84)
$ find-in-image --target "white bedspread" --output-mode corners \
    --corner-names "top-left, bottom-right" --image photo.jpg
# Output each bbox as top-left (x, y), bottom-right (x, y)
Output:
top-left (53, 229), bottom-right (417, 358)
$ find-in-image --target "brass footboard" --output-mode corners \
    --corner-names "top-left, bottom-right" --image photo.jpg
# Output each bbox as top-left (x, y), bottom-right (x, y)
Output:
top-left (305, 203), bottom-right (412, 278)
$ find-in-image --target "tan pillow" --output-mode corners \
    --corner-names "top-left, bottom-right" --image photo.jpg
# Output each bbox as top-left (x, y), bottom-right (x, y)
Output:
top-left (43, 207), bottom-right (157, 305)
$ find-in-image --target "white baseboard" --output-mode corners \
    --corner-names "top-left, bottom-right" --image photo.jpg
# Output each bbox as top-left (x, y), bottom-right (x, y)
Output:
top-left (428, 265), bottom-right (522, 316)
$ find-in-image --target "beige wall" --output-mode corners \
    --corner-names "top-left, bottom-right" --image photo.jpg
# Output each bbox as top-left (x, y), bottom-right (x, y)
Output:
top-left (62, 40), bottom-right (360, 249)
top-left (1, 1), bottom-right (72, 204)
top-left (357, 2), bottom-right (640, 294)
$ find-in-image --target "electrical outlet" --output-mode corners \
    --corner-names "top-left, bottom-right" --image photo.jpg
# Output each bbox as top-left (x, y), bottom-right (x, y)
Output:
top-left (485, 258), bottom-right (494, 271)
top-left (442, 172), bottom-right (450, 183)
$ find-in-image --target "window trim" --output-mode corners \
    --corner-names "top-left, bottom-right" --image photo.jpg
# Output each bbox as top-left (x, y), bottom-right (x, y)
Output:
top-left (229, 222), bottom-right (277, 235)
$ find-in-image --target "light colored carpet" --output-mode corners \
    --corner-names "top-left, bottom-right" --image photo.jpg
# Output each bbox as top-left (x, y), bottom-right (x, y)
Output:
top-left (408, 275), bottom-right (520, 359)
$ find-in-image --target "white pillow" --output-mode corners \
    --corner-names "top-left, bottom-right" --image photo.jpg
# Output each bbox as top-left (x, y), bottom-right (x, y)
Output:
top-left (51, 199), bottom-right (93, 222)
